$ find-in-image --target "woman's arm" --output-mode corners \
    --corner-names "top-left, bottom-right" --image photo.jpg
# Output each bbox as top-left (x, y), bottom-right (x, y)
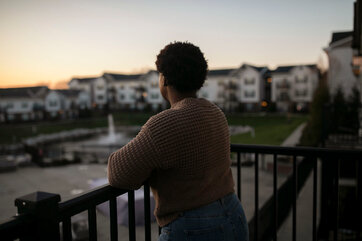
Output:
top-left (107, 125), bottom-right (160, 190)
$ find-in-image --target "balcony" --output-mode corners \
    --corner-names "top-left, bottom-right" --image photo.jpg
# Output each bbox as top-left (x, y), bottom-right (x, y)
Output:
top-left (0, 144), bottom-right (361, 241)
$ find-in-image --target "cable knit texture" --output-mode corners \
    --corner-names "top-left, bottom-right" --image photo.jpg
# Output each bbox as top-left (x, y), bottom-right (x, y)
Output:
top-left (107, 97), bottom-right (235, 227)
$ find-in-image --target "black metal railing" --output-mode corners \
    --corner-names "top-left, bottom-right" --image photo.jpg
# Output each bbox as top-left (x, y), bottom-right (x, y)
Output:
top-left (1, 144), bottom-right (362, 241)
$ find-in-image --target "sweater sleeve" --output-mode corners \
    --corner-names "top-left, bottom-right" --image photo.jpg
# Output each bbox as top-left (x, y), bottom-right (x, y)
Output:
top-left (107, 125), bottom-right (160, 190)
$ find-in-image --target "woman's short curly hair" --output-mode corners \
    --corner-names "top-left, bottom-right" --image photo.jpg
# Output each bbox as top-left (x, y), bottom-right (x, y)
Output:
top-left (155, 41), bottom-right (208, 93)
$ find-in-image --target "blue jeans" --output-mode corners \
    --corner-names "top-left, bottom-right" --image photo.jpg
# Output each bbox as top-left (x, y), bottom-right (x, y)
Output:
top-left (158, 193), bottom-right (249, 241)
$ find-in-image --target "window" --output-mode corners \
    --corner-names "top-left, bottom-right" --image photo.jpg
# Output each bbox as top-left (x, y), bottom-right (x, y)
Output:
top-left (295, 89), bottom-right (308, 97)
top-left (7, 103), bottom-right (14, 109)
top-left (49, 100), bottom-right (57, 107)
top-left (244, 78), bottom-right (255, 85)
top-left (244, 90), bottom-right (255, 98)
top-left (119, 94), bottom-right (125, 100)
top-left (202, 92), bottom-right (208, 98)
top-left (295, 76), bottom-right (308, 84)
top-left (151, 82), bottom-right (158, 88)
top-left (278, 92), bottom-right (290, 101)
top-left (97, 95), bottom-right (104, 101)
top-left (22, 102), bottom-right (28, 108)
top-left (119, 85), bottom-right (124, 90)
top-left (151, 93), bottom-right (158, 99)
top-left (97, 85), bottom-right (104, 90)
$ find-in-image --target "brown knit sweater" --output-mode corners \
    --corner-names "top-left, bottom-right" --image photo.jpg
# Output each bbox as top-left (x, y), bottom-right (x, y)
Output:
top-left (107, 97), bottom-right (235, 226)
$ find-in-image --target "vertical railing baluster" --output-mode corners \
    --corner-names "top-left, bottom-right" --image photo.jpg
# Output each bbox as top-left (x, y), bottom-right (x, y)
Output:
top-left (109, 197), bottom-right (118, 241)
top-left (357, 159), bottom-right (362, 241)
top-left (293, 155), bottom-right (297, 241)
top-left (63, 217), bottom-right (72, 241)
top-left (159, 226), bottom-right (161, 235)
top-left (313, 157), bottom-right (317, 241)
top-left (255, 152), bottom-right (259, 241)
top-left (273, 154), bottom-right (278, 241)
top-left (334, 159), bottom-right (340, 241)
top-left (237, 151), bottom-right (241, 201)
top-left (144, 183), bottom-right (151, 241)
top-left (128, 191), bottom-right (136, 241)
top-left (88, 206), bottom-right (97, 241)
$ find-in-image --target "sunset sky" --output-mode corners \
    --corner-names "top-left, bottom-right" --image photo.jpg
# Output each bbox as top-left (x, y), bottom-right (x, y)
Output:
top-left (0, 0), bottom-right (354, 88)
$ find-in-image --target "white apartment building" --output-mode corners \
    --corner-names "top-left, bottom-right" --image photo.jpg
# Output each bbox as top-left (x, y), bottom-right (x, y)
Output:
top-left (199, 69), bottom-right (237, 109)
top-left (271, 65), bottom-right (319, 112)
top-left (142, 70), bottom-right (167, 110)
top-left (45, 89), bottom-right (91, 118)
top-left (0, 86), bottom-right (48, 122)
top-left (235, 64), bottom-right (269, 111)
top-left (68, 77), bottom-right (96, 93)
top-left (104, 73), bottom-right (146, 110)
top-left (324, 31), bottom-right (359, 98)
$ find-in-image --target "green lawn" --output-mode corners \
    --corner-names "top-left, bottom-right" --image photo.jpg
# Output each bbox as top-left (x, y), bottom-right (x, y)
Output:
top-left (0, 112), bottom-right (307, 145)
top-left (0, 112), bottom-right (154, 145)
top-left (227, 114), bottom-right (307, 146)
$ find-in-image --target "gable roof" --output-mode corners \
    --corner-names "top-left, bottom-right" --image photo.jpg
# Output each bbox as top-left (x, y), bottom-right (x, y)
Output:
top-left (273, 64), bottom-right (317, 74)
top-left (103, 73), bottom-right (143, 82)
top-left (69, 77), bottom-right (98, 85)
top-left (0, 86), bottom-right (49, 99)
top-left (55, 89), bottom-right (81, 98)
top-left (208, 69), bottom-right (236, 76)
top-left (330, 31), bottom-right (353, 45)
top-left (240, 64), bottom-right (269, 74)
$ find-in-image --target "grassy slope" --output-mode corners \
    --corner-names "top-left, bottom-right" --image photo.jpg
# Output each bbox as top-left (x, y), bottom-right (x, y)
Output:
top-left (0, 113), bottom-right (307, 145)
top-left (0, 113), bottom-right (153, 145)
top-left (227, 114), bottom-right (307, 146)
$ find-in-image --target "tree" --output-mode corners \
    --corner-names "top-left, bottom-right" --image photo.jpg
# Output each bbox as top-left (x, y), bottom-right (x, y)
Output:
top-left (330, 86), bottom-right (348, 133)
top-left (345, 86), bottom-right (361, 134)
top-left (300, 74), bottom-right (330, 146)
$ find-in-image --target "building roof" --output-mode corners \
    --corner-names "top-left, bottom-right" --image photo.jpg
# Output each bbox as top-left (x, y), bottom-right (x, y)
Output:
top-left (70, 77), bottom-right (98, 84)
top-left (0, 86), bottom-right (49, 99)
top-left (330, 31), bottom-right (353, 45)
top-left (273, 64), bottom-right (317, 73)
top-left (103, 73), bottom-right (143, 82)
top-left (208, 69), bottom-right (236, 76)
top-left (240, 64), bottom-right (269, 73)
top-left (55, 89), bottom-right (81, 98)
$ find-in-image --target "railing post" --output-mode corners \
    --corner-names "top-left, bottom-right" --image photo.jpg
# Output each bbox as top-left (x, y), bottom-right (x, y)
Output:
top-left (15, 191), bottom-right (61, 241)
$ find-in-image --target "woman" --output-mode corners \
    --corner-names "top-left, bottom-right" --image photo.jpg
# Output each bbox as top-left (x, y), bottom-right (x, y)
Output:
top-left (108, 41), bottom-right (249, 241)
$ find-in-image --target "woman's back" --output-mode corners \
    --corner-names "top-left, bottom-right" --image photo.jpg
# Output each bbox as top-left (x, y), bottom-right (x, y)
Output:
top-left (108, 97), bottom-right (235, 226)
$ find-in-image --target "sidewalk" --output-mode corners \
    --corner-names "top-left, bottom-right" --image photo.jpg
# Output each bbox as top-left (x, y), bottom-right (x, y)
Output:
top-left (277, 122), bottom-right (320, 241)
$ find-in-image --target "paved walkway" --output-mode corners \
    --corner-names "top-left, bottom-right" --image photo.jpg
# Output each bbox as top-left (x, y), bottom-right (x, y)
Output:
top-left (281, 123), bottom-right (306, 146)
top-left (276, 122), bottom-right (321, 241)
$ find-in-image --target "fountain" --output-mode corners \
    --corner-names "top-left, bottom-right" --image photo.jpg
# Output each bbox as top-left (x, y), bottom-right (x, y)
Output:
top-left (49, 113), bottom-right (136, 164)
top-left (98, 114), bottom-right (122, 145)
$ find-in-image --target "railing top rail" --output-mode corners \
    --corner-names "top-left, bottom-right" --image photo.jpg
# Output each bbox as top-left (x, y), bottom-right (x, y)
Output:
top-left (230, 144), bottom-right (362, 158)
top-left (0, 213), bottom-right (30, 239)
top-left (58, 184), bottom-right (127, 220)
